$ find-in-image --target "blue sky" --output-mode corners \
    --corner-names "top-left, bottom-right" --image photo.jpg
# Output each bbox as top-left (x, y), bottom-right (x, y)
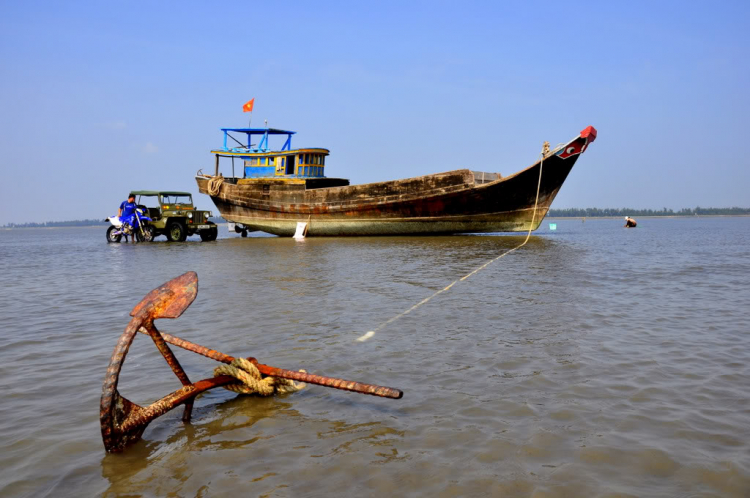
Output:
top-left (1, 1), bottom-right (748, 224)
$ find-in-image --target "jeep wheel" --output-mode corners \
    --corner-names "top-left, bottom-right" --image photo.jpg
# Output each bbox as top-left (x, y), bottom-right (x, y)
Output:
top-left (106, 225), bottom-right (122, 243)
top-left (166, 222), bottom-right (187, 242)
top-left (200, 224), bottom-right (218, 242)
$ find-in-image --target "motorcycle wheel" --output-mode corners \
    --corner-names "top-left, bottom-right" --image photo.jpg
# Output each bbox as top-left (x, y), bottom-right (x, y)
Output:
top-left (139, 226), bottom-right (155, 242)
top-left (106, 225), bottom-right (122, 243)
top-left (166, 222), bottom-right (187, 242)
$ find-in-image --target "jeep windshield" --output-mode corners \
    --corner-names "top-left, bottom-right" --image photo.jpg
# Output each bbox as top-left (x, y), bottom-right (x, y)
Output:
top-left (160, 194), bottom-right (192, 205)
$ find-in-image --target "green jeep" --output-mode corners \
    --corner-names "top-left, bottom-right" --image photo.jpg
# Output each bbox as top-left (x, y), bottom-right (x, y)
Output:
top-left (131, 191), bottom-right (218, 242)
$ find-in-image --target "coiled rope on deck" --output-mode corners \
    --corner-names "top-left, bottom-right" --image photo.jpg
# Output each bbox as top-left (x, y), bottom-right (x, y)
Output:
top-left (356, 147), bottom-right (549, 342)
top-left (214, 357), bottom-right (306, 395)
top-left (207, 174), bottom-right (224, 196)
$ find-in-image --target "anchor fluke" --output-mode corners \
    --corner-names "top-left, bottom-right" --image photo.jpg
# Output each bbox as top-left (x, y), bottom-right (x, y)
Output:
top-left (129, 271), bottom-right (198, 319)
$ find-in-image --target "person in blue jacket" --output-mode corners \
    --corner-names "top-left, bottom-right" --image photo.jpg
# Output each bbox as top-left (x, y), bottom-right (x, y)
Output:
top-left (117, 193), bottom-right (138, 241)
top-left (119, 194), bottom-right (137, 221)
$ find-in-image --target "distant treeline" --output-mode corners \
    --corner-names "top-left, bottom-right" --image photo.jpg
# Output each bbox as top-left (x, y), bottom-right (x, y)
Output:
top-left (3, 217), bottom-right (227, 228)
top-left (3, 219), bottom-right (104, 228)
top-left (548, 207), bottom-right (750, 217)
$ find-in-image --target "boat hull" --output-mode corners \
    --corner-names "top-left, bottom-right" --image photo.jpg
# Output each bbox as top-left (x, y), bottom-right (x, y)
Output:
top-left (197, 131), bottom-right (592, 236)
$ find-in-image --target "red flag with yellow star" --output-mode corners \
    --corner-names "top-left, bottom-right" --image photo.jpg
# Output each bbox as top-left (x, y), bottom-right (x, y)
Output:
top-left (242, 98), bottom-right (255, 113)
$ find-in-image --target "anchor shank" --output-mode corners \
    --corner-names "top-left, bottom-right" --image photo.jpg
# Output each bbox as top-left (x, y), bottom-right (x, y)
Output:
top-left (143, 324), bottom-right (193, 386)
top-left (136, 329), bottom-right (403, 399)
top-left (141, 328), bottom-right (234, 364)
top-left (256, 364), bottom-right (404, 399)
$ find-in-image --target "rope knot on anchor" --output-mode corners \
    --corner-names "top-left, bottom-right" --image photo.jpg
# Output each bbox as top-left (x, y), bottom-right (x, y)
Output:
top-left (214, 357), bottom-right (306, 395)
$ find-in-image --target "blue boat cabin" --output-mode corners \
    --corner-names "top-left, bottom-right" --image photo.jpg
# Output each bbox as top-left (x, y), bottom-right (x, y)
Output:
top-left (211, 128), bottom-right (329, 180)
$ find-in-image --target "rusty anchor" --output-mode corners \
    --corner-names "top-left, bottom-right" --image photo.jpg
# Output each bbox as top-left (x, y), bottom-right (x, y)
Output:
top-left (100, 271), bottom-right (403, 453)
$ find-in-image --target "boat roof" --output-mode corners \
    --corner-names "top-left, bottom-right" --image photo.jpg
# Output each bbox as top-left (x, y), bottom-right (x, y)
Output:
top-left (221, 128), bottom-right (296, 135)
top-left (130, 190), bottom-right (192, 197)
top-left (218, 127), bottom-right (298, 153)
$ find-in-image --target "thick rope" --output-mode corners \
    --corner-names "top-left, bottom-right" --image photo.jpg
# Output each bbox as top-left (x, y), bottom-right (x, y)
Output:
top-left (207, 174), bottom-right (224, 196)
top-left (356, 148), bottom-right (547, 342)
top-left (214, 357), bottom-right (305, 395)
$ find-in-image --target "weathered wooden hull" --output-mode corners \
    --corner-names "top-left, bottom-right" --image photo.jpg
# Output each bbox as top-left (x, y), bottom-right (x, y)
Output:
top-left (196, 131), bottom-right (592, 236)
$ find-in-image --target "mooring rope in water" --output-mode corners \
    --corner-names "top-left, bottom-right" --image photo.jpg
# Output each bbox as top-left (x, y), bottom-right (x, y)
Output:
top-left (356, 150), bottom-right (548, 342)
top-left (214, 357), bottom-right (306, 395)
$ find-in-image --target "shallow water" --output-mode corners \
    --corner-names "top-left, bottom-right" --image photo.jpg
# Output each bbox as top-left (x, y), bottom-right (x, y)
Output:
top-left (0, 218), bottom-right (749, 497)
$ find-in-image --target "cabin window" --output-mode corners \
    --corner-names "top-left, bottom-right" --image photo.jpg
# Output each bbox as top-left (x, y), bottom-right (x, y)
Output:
top-left (269, 157), bottom-right (275, 165)
top-left (298, 155), bottom-right (304, 164)
top-left (249, 158), bottom-right (258, 166)
top-left (321, 156), bottom-right (325, 165)
top-left (261, 157), bottom-right (267, 165)
top-left (285, 155), bottom-right (295, 175)
top-left (316, 155), bottom-right (321, 165)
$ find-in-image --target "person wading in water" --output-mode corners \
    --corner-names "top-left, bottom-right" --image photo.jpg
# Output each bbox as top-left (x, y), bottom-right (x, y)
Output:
top-left (624, 216), bottom-right (637, 228)
top-left (118, 193), bottom-right (138, 242)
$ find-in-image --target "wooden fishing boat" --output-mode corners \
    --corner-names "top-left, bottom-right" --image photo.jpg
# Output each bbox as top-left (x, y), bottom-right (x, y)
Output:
top-left (196, 125), bottom-right (597, 236)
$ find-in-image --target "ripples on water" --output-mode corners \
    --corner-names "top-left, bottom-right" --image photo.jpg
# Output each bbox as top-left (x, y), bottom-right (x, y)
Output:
top-left (0, 218), bottom-right (748, 497)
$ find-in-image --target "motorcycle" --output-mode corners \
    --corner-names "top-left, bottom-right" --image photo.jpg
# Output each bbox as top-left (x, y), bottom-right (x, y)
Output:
top-left (106, 206), bottom-right (154, 243)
